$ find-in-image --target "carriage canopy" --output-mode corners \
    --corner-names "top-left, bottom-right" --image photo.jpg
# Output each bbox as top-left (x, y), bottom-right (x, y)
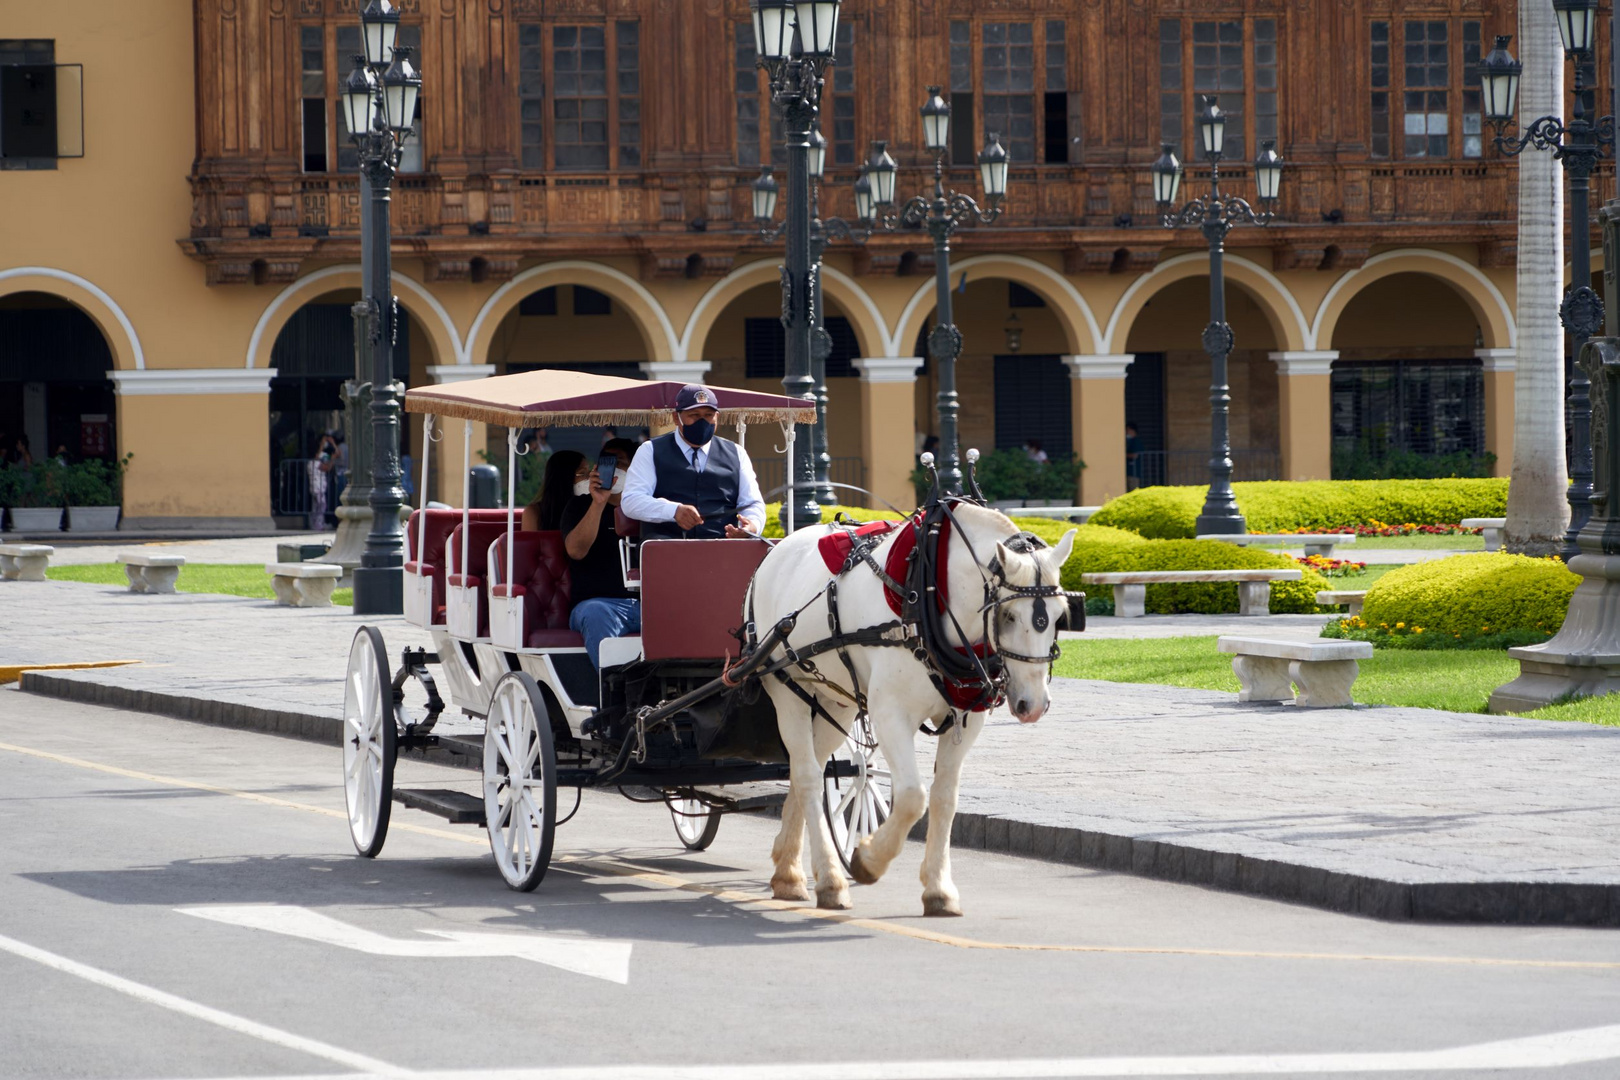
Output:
top-left (404, 369), bottom-right (817, 429)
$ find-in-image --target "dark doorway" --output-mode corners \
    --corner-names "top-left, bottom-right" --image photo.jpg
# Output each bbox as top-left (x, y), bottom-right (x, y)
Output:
top-left (0, 293), bottom-right (117, 466)
top-left (993, 355), bottom-right (1071, 454)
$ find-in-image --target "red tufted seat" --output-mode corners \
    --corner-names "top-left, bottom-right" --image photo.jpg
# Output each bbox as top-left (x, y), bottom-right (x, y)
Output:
top-left (444, 519), bottom-right (511, 637)
top-left (490, 530), bottom-right (584, 649)
top-left (406, 509), bottom-right (508, 626)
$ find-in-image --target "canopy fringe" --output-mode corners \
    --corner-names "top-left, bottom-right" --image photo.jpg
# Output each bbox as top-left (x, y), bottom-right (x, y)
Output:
top-left (403, 396), bottom-right (816, 428)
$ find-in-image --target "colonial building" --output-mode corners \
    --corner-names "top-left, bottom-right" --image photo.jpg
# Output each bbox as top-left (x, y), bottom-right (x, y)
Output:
top-left (0, 0), bottom-right (1560, 528)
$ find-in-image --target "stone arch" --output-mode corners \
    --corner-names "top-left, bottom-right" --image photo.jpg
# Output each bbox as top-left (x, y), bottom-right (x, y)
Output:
top-left (1103, 252), bottom-right (1310, 355)
top-left (682, 259), bottom-right (888, 362)
top-left (247, 265), bottom-right (462, 370)
top-left (892, 253), bottom-right (1101, 358)
top-left (465, 260), bottom-right (678, 366)
top-left (0, 267), bottom-right (144, 371)
top-left (1312, 249), bottom-right (1516, 350)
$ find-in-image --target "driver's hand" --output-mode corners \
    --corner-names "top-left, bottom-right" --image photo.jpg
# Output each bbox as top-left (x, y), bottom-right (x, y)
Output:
top-left (675, 504), bottom-right (704, 530)
top-left (724, 523), bottom-right (756, 539)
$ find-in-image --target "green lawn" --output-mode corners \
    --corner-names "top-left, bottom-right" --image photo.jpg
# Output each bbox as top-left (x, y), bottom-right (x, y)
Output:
top-left (1056, 635), bottom-right (1620, 726)
top-left (48, 563), bottom-right (353, 606)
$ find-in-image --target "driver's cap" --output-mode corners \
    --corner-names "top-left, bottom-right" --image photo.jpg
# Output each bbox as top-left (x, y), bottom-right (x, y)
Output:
top-left (675, 384), bottom-right (718, 413)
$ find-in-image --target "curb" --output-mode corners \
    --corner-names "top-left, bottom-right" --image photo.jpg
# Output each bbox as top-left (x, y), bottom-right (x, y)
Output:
top-left (18, 671), bottom-right (1620, 927)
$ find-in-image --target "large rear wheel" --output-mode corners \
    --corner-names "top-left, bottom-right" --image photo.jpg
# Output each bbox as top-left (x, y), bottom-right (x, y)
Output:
top-left (483, 671), bottom-right (557, 892)
top-left (823, 717), bottom-right (891, 873)
top-left (342, 625), bottom-right (396, 858)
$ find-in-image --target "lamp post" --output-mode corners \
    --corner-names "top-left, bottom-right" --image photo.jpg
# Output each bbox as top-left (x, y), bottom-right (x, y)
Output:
top-left (860, 86), bottom-right (1009, 495)
top-left (343, 0), bottom-right (421, 614)
top-left (1150, 96), bottom-right (1283, 535)
top-left (753, 124), bottom-right (867, 507)
top-left (751, 0), bottom-right (843, 532)
top-left (1481, 11), bottom-right (1614, 562)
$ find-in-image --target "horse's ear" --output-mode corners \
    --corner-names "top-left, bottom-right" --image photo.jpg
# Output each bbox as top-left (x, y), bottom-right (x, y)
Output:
top-left (992, 540), bottom-right (1013, 579)
top-left (1041, 528), bottom-right (1076, 578)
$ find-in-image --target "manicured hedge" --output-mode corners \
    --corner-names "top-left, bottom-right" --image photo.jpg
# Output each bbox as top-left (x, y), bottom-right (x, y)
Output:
top-left (1357, 552), bottom-right (1577, 641)
top-left (762, 509), bottom-right (1326, 615)
top-left (1087, 479), bottom-right (1511, 539)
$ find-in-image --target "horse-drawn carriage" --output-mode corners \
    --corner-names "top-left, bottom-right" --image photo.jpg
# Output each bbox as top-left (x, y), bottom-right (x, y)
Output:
top-left (341, 369), bottom-right (890, 890)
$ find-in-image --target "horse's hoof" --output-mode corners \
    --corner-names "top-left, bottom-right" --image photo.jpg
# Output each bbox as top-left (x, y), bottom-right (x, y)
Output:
top-left (816, 883), bottom-right (853, 910)
top-left (849, 845), bottom-right (881, 886)
top-left (771, 875), bottom-right (810, 902)
top-left (922, 893), bottom-right (963, 917)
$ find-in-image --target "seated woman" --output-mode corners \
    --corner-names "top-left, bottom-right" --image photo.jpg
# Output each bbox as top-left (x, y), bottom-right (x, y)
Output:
top-left (520, 449), bottom-right (585, 532)
top-left (560, 438), bottom-right (639, 668)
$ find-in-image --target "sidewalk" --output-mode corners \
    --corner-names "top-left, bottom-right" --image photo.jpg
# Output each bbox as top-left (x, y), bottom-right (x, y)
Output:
top-left (5, 579), bottom-right (1618, 926)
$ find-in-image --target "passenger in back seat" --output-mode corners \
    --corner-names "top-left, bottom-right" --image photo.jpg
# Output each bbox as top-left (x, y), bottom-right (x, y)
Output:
top-left (560, 438), bottom-right (640, 668)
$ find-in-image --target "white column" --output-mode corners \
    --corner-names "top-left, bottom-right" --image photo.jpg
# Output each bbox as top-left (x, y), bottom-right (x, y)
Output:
top-left (1269, 350), bottom-right (1337, 481)
top-left (853, 358), bottom-right (921, 510)
top-left (1477, 348), bottom-right (1516, 477)
top-left (428, 364), bottom-right (497, 384)
top-left (1062, 354), bottom-right (1133, 505)
top-left (108, 369), bottom-right (277, 394)
top-left (639, 360), bottom-right (713, 382)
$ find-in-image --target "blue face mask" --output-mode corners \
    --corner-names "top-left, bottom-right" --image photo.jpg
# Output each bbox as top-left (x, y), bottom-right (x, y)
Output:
top-left (680, 417), bottom-right (715, 446)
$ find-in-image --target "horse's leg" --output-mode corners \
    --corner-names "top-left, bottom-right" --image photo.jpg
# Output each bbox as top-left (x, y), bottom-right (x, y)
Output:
top-left (848, 690), bottom-right (927, 886)
top-left (919, 710), bottom-right (984, 916)
top-left (766, 680), bottom-right (851, 909)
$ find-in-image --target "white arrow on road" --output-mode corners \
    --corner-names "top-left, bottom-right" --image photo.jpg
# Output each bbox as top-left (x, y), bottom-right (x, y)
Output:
top-left (176, 905), bottom-right (631, 985)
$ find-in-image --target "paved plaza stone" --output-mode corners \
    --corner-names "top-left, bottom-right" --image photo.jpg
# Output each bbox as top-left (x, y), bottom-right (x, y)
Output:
top-left (5, 579), bottom-right (1618, 925)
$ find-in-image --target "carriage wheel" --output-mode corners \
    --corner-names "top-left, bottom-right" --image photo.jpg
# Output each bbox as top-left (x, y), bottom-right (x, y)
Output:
top-left (669, 797), bottom-right (722, 851)
top-left (483, 671), bottom-right (558, 892)
top-left (343, 625), bottom-right (396, 858)
top-left (823, 717), bottom-right (892, 873)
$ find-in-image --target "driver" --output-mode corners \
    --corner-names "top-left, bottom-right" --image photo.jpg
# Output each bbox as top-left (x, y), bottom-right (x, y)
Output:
top-left (620, 383), bottom-right (765, 541)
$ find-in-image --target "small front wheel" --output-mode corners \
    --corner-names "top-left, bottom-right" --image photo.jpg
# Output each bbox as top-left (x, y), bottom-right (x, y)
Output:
top-left (483, 671), bottom-right (558, 892)
top-left (343, 625), bottom-right (396, 858)
top-left (669, 797), bottom-right (722, 851)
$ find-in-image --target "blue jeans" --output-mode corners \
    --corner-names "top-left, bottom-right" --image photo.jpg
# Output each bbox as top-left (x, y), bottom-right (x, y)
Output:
top-left (569, 597), bottom-right (641, 668)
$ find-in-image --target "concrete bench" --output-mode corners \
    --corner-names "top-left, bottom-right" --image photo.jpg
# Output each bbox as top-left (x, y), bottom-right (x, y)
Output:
top-left (0, 544), bottom-right (54, 582)
top-left (1006, 505), bottom-right (1099, 523)
top-left (1462, 517), bottom-right (1506, 552)
top-left (1315, 589), bottom-right (1368, 617)
top-left (1218, 636), bottom-right (1375, 708)
top-left (116, 552), bottom-right (186, 594)
top-left (266, 562), bottom-right (343, 607)
top-left (1081, 569), bottom-right (1303, 618)
top-left (1197, 533), bottom-right (1357, 558)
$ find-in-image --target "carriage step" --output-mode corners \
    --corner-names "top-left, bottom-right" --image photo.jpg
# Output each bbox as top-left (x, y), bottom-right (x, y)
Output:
top-left (435, 734), bottom-right (484, 759)
top-left (394, 788), bottom-right (486, 825)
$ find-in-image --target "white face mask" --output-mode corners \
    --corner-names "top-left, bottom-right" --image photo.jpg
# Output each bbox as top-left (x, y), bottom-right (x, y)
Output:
top-left (573, 479), bottom-right (591, 497)
top-left (609, 471), bottom-right (626, 494)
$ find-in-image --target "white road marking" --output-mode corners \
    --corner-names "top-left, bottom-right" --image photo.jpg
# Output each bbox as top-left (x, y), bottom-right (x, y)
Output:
top-left (183, 1020), bottom-right (1620, 1079)
top-left (0, 931), bottom-right (409, 1077)
top-left (177, 904), bottom-right (632, 985)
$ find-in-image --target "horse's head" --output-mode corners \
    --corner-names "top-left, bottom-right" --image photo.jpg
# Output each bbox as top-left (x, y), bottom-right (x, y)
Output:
top-left (989, 528), bottom-right (1076, 724)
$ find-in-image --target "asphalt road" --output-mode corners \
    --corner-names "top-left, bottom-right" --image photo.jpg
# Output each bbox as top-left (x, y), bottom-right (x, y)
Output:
top-left (2, 687), bottom-right (1619, 1080)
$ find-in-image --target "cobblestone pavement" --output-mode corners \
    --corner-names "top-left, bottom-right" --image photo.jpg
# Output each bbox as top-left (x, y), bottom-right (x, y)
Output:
top-left (5, 578), bottom-right (1618, 922)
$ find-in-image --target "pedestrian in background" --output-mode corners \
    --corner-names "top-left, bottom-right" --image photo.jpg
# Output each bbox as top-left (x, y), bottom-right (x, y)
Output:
top-left (307, 433), bottom-right (336, 531)
top-left (1125, 421), bottom-right (1142, 491)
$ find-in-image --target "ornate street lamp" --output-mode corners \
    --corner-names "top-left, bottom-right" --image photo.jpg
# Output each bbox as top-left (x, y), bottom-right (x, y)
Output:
top-left (344, 0), bottom-right (421, 614)
top-left (859, 88), bottom-right (1009, 495)
top-left (1150, 96), bottom-right (1283, 535)
top-left (750, 0), bottom-right (842, 531)
top-left (1483, 27), bottom-right (1614, 561)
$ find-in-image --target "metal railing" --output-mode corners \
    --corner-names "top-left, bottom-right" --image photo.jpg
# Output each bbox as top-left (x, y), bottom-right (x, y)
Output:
top-left (1135, 448), bottom-right (1281, 488)
top-left (273, 458), bottom-right (338, 517)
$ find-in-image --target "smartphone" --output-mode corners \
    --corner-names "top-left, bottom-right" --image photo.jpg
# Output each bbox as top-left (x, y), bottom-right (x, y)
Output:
top-left (596, 453), bottom-right (618, 490)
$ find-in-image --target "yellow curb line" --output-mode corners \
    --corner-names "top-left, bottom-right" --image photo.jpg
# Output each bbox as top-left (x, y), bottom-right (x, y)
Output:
top-left (1, 661), bottom-right (141, 686)
top-left (1, 738), bottom-right (1617, 972)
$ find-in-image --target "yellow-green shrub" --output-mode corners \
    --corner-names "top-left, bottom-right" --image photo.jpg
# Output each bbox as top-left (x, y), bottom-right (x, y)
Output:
top-left (1088, 479), bottom-right (1510, 538)
top-left (1358, 552), bottom-right (1578, 639)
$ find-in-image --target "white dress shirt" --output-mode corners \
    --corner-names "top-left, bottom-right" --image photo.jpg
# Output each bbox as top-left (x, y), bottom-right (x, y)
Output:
top-left (621, 433), bottom-right (766, 533)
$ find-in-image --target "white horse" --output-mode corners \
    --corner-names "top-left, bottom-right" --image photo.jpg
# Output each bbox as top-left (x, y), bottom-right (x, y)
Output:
top-left (748, 501), bottom-right (1076, 915)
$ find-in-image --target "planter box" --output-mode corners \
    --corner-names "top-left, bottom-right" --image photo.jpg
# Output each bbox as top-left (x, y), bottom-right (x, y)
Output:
top-left (67, 505), bottom-right (120, 532)
top-left (7, 507), bottom-right (63, 532)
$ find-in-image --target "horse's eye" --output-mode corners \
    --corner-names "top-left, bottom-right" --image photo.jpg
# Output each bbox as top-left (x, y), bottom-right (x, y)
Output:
top-left (1002, 610), bottom-right (1016, 626)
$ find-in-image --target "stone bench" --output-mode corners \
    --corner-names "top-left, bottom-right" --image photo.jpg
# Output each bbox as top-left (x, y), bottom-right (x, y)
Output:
top-left (1005, 505), bottom-right (1099, 523)
top-left (1462, 517), bottom-right (1506, 552)
top-left (1081, 569), bottom-right (1303, 618)
top-left (0, 544), bottom-right (54, 582)
top-left (116, 552), bottom-right (186, 594)
top-left (1315, 589), bottom-right (1368, 617)
top-left (1197, 533), bottom-right (1357, 558)
top-left (265, 562), bottom-right (343, 607)
top-left (1218, 636), bottom-right (1375, 708)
